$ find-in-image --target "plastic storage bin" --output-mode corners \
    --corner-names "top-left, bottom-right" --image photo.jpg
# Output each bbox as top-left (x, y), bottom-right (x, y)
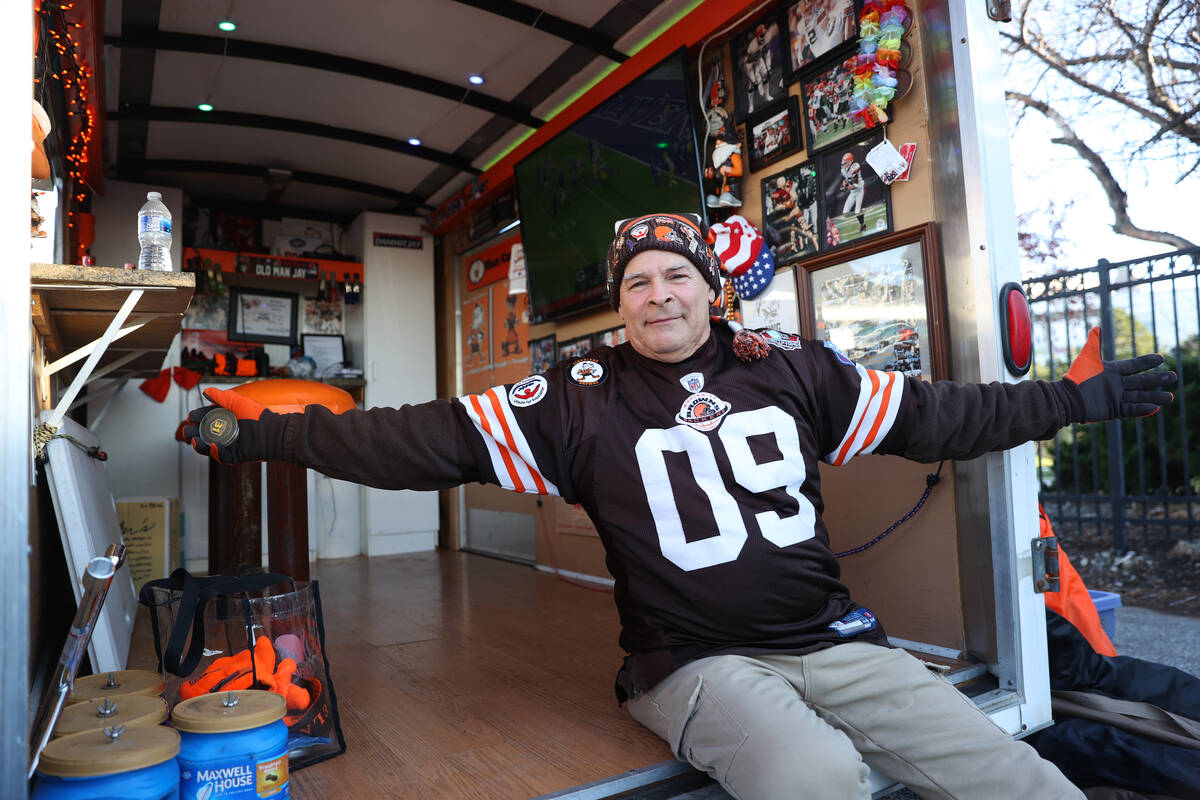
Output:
top-left (1089, 589), bottom-right (1123, 640)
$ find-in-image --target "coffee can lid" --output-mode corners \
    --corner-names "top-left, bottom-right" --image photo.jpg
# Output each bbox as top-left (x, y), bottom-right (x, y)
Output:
top-left (70, 670), bottom-right (164, 703)
top-left (38, 725), bottom-right (180, 777)
top-left (54, 695), bottom-right (169, 738)
top-left (171, 689), bottom-right (285, 733)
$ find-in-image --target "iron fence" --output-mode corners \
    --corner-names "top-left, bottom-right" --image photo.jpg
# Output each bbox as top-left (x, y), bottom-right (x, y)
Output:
top-left (1024, 246), bottom-right (1200, 553)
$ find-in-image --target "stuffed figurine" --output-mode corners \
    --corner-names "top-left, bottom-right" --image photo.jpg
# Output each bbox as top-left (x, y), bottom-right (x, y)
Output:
top-left (705, 132), bottom-right (743, 208)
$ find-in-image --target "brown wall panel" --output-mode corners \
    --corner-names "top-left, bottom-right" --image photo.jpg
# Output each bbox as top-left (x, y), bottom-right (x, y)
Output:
top-left (820, 454), bottom-right (963, 651)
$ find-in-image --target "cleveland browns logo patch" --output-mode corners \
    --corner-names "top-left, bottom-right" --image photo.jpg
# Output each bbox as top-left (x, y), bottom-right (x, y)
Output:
top-left (509, 375), bottom-right (548, 407)
top-left (567, 359), bottom-right (606, 386)
top-left (762, 329), bottom-right (803, 350)
top-left (675, 391), bottom-right (731, 432)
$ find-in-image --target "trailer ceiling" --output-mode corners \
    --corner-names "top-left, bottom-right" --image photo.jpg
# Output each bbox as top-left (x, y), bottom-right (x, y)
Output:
top-left (102, 0), bottom-right (690, 221)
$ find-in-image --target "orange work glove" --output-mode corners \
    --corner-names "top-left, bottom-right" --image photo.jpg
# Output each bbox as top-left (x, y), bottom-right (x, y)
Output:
top-left (1062, 327), bottom-right (1175, 421)
top-left (179, 649), bottom-right (252, 700)
top-left (178, 387), bottom-right (270, 464)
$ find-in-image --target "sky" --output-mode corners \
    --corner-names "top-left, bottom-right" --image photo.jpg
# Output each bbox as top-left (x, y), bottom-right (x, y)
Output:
top-left (1007, 111), bottom-right (1198, 277)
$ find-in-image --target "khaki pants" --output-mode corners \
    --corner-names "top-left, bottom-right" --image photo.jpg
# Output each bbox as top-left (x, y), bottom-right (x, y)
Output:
top-left (626, 642), bottom-right (1084, 799)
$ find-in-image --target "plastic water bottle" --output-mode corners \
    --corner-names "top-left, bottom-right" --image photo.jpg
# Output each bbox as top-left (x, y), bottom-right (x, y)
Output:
top-left (137, 191), bottom-right (173, 271)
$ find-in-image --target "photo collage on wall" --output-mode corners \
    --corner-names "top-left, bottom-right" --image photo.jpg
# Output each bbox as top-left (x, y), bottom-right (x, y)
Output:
top-left (702, 0), bottom-right (916, 281)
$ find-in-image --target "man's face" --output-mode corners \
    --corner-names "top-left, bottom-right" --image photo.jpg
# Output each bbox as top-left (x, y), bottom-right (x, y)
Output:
top-left (618, 249), bottom-right (716, 363)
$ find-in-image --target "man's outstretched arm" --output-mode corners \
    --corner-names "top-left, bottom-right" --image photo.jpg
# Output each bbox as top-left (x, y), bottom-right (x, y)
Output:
top-left (878, 327), bottom-right (1175, 463)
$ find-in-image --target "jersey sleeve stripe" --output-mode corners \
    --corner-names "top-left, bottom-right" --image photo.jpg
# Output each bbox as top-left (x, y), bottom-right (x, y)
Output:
top-left (825, 367), bottom-right (903, 465)
top-left (465, 394), bottom-right (527, 493)
top-left (858, 371), bottom-right (902, 454)
top-left (483, 388), bottom-right (552, 495)
top-left (829, 368), bottom-right (881, 465)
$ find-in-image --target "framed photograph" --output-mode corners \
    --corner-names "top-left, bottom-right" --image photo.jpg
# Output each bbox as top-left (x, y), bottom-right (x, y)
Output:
top-left (228, 287), bottom-right (298, 345)
top-left (785, 0), bottom-right (860, 76)
top-left (799, 54), bottom-right (869, 155)
top-left (816, 130), bottom-right (892, 251)
top-left (798, 222), bottom-right (947, 380)
top-left (730, 13), bottom-right (788, 122)
top-left (746, 95), bottom-right (803, 172)
top-left (761, 160), bottom-right (821, 265)
top-left (530, 334), bottom-right (556, 374)
top-left (302, 333), bottom-right (345, 378)
top-left (740, 267), bottom-right (801, 333)
top-left (596, 326), bottom-right (627, 348)
top-left (556, 334), bottom-right (593, 364)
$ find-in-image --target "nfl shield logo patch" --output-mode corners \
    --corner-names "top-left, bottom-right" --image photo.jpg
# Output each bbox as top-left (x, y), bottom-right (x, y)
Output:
top-left (679, 372), bottom-right (705, 393)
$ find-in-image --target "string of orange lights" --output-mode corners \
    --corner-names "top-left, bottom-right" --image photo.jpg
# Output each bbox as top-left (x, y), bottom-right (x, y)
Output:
top-left (37, 1), bottom-right (101, 257)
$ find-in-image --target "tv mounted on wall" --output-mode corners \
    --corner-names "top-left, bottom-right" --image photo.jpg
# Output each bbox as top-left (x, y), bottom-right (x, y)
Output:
top-left (514, 48), bottom-right (705, 321)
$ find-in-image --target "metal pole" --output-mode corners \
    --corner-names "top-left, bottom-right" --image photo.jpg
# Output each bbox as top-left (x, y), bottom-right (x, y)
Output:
top-left (27, 547), bottom-right (125, 778)
top-left (3, 2), bottom-right (33, 792)
top-left (1098, 259), bottom-right (1127, 552)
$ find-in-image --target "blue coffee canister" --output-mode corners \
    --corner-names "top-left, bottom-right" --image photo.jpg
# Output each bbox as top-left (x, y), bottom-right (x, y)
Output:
top-left (33, 724), bottom-right (180, 800)
top-left (173, 690), bottom-right (289, 800)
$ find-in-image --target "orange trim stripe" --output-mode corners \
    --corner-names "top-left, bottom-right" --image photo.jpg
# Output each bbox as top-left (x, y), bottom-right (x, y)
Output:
top-left (469, 394), bottom-right (525, 493)
top-left (485, 389), bottom-right (549, 495)
top-left (835, 370), bottom-right (882, 465)
top-left (860, 372), bottom-right (896, 451)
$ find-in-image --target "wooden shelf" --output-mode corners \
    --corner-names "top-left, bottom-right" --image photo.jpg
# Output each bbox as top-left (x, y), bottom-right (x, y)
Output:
top-left (32, 263), bottom-right (195, 379)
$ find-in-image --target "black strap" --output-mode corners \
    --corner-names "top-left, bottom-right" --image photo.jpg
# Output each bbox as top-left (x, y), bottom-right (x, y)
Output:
top-left (139, 569), bottom-right (294, 677)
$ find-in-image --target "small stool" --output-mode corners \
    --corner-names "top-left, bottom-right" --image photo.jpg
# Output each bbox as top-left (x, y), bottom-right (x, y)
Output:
top-left (207, 379), bottom-right (356, 580)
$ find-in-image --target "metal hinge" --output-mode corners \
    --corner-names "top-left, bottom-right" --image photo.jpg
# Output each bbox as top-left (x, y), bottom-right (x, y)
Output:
top-left (1032, 536), bottom-right (1060, 593)
top-left (986, 0), bottom-right (1012, 22)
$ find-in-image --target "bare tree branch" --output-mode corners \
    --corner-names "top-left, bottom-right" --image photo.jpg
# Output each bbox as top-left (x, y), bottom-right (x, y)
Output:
top-left (1007, 91), bottom-right (1198, 250)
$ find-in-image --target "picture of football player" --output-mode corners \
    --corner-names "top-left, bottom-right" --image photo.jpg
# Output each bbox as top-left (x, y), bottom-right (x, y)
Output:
top-left (734, 18), bottom-right (785, 118)
top-left (183, 211), bottom-right (1173, 800)
top-left (788, 0), bottom-right (858, 72)
top-left (765, 172), bottom-right (819, 258)
top-left (839, 151), bottom-right (866, 232)
top-left (466, 300), bottom-right (486, 365)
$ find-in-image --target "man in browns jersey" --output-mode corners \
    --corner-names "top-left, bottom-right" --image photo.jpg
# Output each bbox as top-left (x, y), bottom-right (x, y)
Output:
top-left (183, 213), bottom-right (1173, 799)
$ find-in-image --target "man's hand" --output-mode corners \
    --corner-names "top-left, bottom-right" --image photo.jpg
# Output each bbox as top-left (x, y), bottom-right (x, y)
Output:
top-left (1063, 327), bottom-right (1176, 422)
top-left (177, 387), bottom-right (269, 464)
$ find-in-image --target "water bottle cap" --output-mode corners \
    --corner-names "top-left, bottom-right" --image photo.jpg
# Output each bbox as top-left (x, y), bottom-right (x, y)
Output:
top-left (146, 191), bottom-right (162, 201)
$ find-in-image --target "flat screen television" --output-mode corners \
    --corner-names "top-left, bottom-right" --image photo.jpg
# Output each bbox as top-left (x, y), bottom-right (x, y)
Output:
top-left (514, 48), bottom-right (705, 321)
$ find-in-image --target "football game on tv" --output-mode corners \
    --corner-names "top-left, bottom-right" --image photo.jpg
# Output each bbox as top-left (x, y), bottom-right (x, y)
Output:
top-left (514, 49), bottom-right (705, 321)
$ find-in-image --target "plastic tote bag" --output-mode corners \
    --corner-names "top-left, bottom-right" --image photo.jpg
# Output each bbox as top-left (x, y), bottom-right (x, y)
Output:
top-left (139, 569), bottom-right (346, 769)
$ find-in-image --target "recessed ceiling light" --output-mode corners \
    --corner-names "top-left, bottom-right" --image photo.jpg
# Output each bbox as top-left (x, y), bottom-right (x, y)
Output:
top-left (467, 73), bottom-right (485, 85)
top-left (197, 102), bottom-right (214, 112)
top-left (216, 19), bottom-right (237, 32)
top-left (407, 137), bottom-right (422, 147)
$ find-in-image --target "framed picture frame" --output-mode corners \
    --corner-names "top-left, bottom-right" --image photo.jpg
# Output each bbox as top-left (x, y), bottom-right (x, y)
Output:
top-left (740, 267), bottom-right (801, 333)
top-left (730, 12), bottom-right (788, 122)
top-left (798, 222), bottom-right (948, 380)
top-left (784, 0), bottom-right (860, 78)
top-left (816, 130), bottom-right (892, 251)
top-left (302, 333), bottom-right (346, 378)
top-left (529, 334), bottom-right (556, 374)
top-left (746, 94), bottom-right (803, 172)
top-left (227, 286), bottom-right (299, 345)
top-left (798, 54), bottom-right (870, 155)
top-left (556, 334), bottom-right (593, 364)
top-left (761, 159), bottom-right (822, 265)
top-left (595, 326), bottom-right (627, 348)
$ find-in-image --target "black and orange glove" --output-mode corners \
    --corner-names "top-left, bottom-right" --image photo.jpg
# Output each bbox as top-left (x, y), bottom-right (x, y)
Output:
top-left (179, 387), bottom-right (270, 464)
top-left (1062, 327), bottom-right (1176, 422)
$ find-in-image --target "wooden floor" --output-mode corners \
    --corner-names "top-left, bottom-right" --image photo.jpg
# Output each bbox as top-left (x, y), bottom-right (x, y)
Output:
top-left (128, 551), bottom-right (674, 799)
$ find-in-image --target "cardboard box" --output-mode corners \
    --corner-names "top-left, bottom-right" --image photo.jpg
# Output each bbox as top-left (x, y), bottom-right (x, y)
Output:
top-left (116, 498), bottom-right (182, 593)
